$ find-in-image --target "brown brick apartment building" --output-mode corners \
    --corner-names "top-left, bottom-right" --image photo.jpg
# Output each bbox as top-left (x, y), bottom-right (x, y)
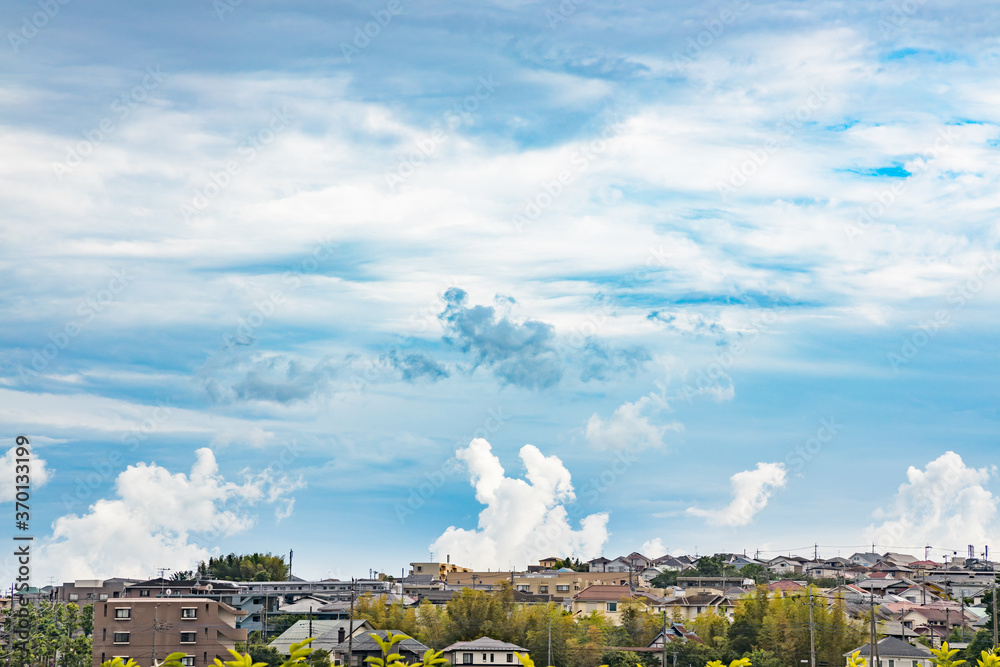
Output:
top-left (93, 598), bottom-right (247, 667)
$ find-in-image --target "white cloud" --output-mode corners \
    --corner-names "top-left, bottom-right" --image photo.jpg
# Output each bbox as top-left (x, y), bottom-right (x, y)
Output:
top-left (32, 448), bottom-right (303, 581)
top-left (430, 438), bottom-right (609, 569)
top-left (0, 445), bottom-right (50, 502)
top-left (585, 396), bottom-right (682, 450)
top-left (642, 538), bottom-right (668, 558)
top-left (865, 451), bottom-right (998, 551)
top-left (687, 462), bottom-right (788, 527)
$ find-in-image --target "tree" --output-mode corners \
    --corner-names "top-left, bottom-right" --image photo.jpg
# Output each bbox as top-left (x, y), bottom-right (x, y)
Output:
top-left (8, 600), bottom-right (93, 667)
top-left (651, 570), bottom-right (679, 588)
top-left (738, 564), bottom-right (767, 583)
top-left (198, 552), bottom-right (289, 581)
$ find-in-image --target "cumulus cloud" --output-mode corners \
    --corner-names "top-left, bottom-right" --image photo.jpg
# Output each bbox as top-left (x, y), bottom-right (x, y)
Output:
top-left (34, 448), bottom-right (304, 581)
top-left (430, 438), bottom-right (609, 569)
top-left (687, 462), bottom-right (787, 527)
top-left (642, 537), bottom-right (668, 558)
top-left (585, 396), bottom-right (682, 450)
top-left (865, 451), bottom-right (998, 550)
top-left (0, 445), bottom-right (50, 501)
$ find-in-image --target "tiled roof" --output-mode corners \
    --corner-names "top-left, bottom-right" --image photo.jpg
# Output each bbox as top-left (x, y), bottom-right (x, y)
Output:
top-left (573, 584), bottom-right (633, 601)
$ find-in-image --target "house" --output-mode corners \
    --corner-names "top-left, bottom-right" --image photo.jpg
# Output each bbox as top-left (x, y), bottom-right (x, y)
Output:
top-left (883, 553), bottom-right (919, 566)
top-left (588, 557), bottom-right (611, 572)
top-left (850, 553), bottom-right (883, 568)
top-left (442, 637), bottom-right (528, 667)
top-left (334, 631), bottom-right (430, 667)
top-left (768, 580), bottom-right (806, 595)
top-left (92, 598), bottom-right (246, 667)
top-left (57, 578), bottom-right (139, 603)
top-left (804, 562), bottom-right (845, 579)
top-left (895, 585), bottom-right (942, 605)
top-left (639, 568), bottom-right (666, 585)
top-left (604, 558), bottom-right (632, 573)
top-left (539, 557), bottom-right (560, 569)
top-left (767, 556), bottom-right (807, 576)
top-left (571, 585), bottom-right (634, 622)
top-left (268, 619), bottom-right (374, 656)
top-left (408, 562), bottom-right (473, 578)
top-left (653, 556), bottom-right (689, 572)
top-left (623, 553), bottom-right (653, 571)
top-left (901, 605), bottom-right (976, 640)
top-left (657, 593), bottom-right (736, 621)
top-left (844, 636), bottom-right (932, 667)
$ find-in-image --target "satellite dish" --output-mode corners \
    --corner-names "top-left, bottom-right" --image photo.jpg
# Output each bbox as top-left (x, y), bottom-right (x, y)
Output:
top-left (206, 584), bottom-right (213, 591)
top-left (165, 589), bottom-right (172, 596)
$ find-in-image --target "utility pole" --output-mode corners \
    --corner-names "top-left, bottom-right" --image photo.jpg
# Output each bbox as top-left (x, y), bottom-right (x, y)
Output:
top-left (547, 614), bottom-right (552, 667)
top-left (661, 611), bottom-right (668, 667)
top-left (809, 586), bottom-right (816, 667)
top-left (152, 603), bottom-right (159, 664)
top-left (347, 578), bottom-right (356, 667)
top-left (991, 580), bottom-right (997, 649)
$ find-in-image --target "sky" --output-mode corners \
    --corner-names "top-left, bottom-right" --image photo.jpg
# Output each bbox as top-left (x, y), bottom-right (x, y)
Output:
top-left (2, 0), bottom-right (1000, 585)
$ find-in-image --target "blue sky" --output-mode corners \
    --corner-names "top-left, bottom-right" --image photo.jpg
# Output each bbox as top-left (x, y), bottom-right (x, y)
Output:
top-left (3, 0), bottom-right (1000, 582)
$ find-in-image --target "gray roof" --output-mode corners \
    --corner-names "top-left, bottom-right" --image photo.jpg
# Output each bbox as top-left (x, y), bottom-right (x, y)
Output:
top-left (845, 637), bottom-right (931, 658)
top-left (336, 631), bottom-right (430, 655)
top-left (268, 619), bottom-right (374, 654)
top-left (443, 637), bottom-right (527, 652)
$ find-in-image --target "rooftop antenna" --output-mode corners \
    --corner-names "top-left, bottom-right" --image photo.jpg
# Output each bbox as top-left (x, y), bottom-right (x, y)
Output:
top-left (156, 567), bottom-right (172, 593)
top-left (288, 550), bottom-right (293, 581)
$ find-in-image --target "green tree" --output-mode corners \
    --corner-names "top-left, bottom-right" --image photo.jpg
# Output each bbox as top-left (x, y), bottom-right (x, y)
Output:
top-left (651, 570), bottom-right (679, 588)
top-left (198, 552), bottom-right (289, 581)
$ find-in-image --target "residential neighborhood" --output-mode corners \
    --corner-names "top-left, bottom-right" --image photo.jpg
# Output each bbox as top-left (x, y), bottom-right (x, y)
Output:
top-left (5, 548), bottom-right (999, 667)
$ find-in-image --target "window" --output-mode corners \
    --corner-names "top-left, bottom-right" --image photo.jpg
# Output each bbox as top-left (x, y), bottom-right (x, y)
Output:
top-left (103, 629), bottom-right (107, 641)
top-left (181, 657), bottom-right (195, 666)
top-left (539, 586), bottom-right (548, 593)
top-left (491, 656), bottom-right (495, 663)
top-left (606, 602), bottom-right (617, 612)
top-left (181, 632), bottom-right (197, 644)
top-left (100, 594), bottom-right (109, 601)
top-left (463, 654), bottom-right (473, 664)
top-left (507, 656), bottom-right (513, 663)
top-left (516, 585), bottom-right (529, 592)
top-left (556, 585), bottom-right (569, 592)
top-left (113, 632), bottom-right (130, 644)
top-left (182, 608), bottom-right (197, 619)
top-left (482, 655), bottom-right (487, 662)
top-left (115, 608), bottom-right (131, 620)
top-left (889, 661), bottom-right (895, 667)
top-left (69, 594), bottom-right (79, 601)
top-left (139, 590), bottom-right (150, 597)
